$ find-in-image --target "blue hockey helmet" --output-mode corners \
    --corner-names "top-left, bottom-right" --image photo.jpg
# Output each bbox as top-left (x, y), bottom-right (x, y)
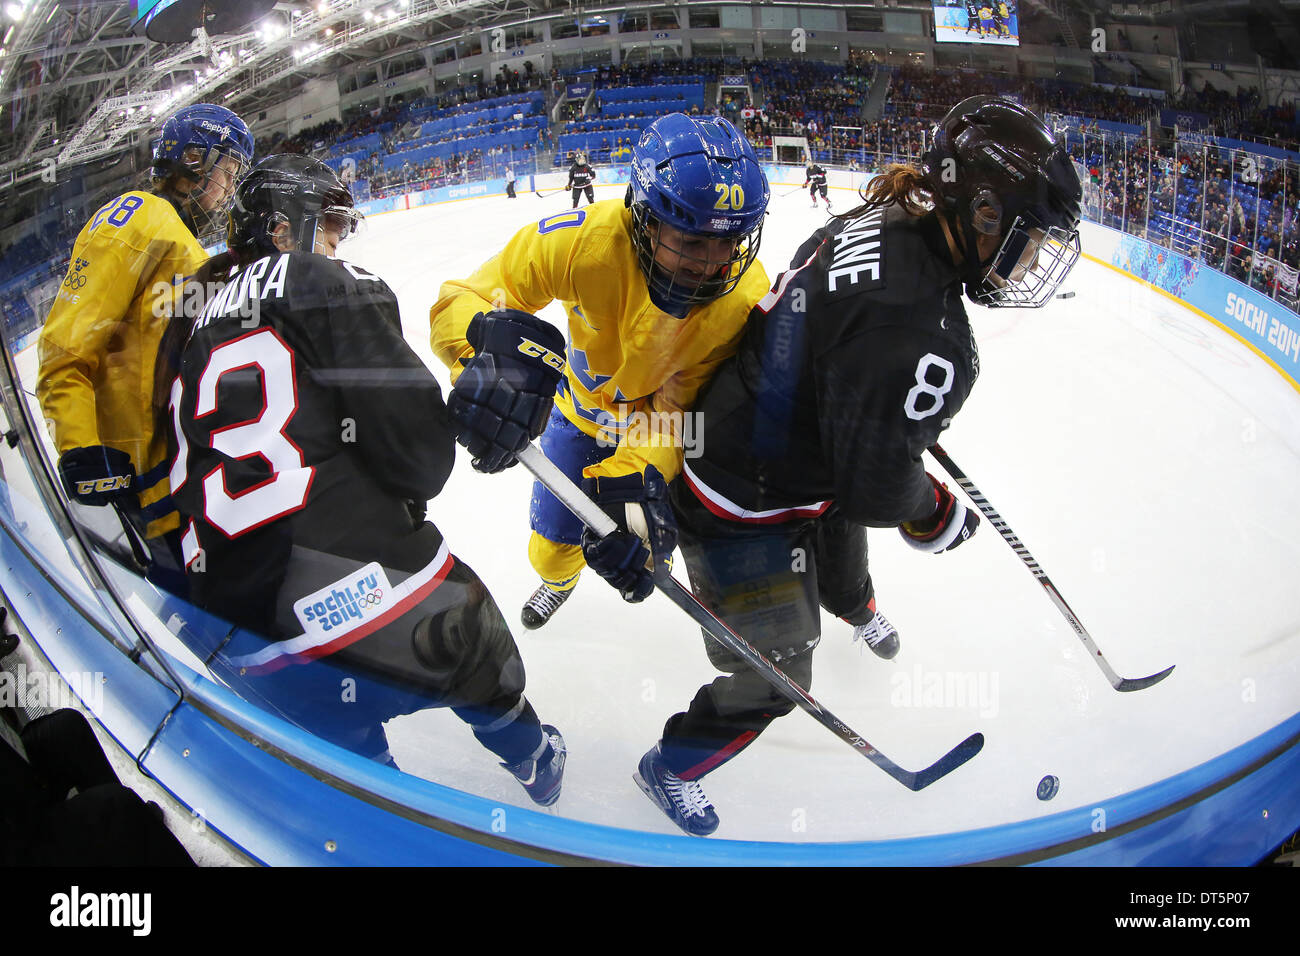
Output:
top-left (152, 103), bottom-right (254, 240)
top-left (626, 113), bottom-right (769, 309)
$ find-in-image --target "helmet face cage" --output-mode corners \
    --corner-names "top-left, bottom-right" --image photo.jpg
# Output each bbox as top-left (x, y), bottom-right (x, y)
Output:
top-left (923, 96), bottom-right (1083, 309)
top-left (229, 156), bottom-right (362, 259)
top-left (967, 210), bottom-right (1081, 308)
top-left (626, 113), bottom-right (769, 309)
top-left (186, 147), bottom-right (253, 244)
top-left (629, 201), bottom-right (764, 308)
top-left (301, 202), bottom-right (365, 252)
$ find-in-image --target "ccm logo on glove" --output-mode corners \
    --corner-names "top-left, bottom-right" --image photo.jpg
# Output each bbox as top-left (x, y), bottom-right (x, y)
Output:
top-left (76, 476), bottom-right (131, 495)
top-left (517, 338), bottom-right (566, 372)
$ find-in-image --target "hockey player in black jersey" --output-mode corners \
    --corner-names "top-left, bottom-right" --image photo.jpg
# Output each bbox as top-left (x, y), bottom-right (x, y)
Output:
top-left (633, 96), bottom-right (1083, 835)
top-left (567, 150), bottom-right (596, 208)
top-left (965, 0), bottom-right (981, 35)
top-left (804, 162), bottom-right (830, 210)
top-left (167, 155), bottom-right (568, 805)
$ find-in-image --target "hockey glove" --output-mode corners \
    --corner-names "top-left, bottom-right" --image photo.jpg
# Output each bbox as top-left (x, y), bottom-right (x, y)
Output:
top-left (899, 473), bottom-right (980, 554)
top-left (581, 466), bottom-right (677, 603)
top-left (447, 309), bottom-right (566, 474)
top-left (57, 446), bottom-right (136, 506)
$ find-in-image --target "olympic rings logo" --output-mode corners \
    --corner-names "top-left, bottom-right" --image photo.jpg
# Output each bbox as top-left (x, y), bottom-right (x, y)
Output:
top-left (362, 589), bottom-right (384, 606)
top-left (63, 273), bottom-right (87, 289)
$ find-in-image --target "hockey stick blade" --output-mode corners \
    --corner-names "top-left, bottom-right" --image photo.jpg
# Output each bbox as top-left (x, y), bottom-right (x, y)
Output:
top-left (658, 575), bottom-right (982, 790)
top-left (1113, 665), bottom-right (1176, 693)
top-left (516, 442), bottom-right (985, 792)
top-left (929, 443), bottom-right (1175, 693)
top-left (909, 733), bottom-right (985, 791)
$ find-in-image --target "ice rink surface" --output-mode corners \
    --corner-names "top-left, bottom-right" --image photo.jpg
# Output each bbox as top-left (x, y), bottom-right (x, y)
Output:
top-left (13, 178), bottom-right (1300, 843)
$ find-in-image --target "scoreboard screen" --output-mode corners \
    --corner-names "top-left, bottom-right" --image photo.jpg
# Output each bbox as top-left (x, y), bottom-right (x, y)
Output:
top-left (932, 1), bottom-right (1021, 47)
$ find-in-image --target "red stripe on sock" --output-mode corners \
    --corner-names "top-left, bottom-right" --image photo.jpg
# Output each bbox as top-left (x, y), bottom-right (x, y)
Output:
top-left (679, 730), bottom-right (757, 781)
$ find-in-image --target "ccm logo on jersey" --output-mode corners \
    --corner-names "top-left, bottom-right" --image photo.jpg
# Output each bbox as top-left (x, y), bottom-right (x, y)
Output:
top-left (518, 337), bottom-right (566, 372)
top-left (76, 476), bottom-right (131, 495)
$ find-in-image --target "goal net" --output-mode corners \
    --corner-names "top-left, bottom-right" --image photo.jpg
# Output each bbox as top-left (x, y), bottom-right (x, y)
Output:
top-left (771, 134), bottom-right (811, 166)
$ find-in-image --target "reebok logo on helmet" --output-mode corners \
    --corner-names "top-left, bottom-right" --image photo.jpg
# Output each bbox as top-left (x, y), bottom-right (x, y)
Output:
top-left (199, 120), bottom-right (233, 140)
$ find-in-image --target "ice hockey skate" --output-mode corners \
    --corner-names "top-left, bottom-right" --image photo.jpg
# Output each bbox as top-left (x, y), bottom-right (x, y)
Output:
top-left (633, 742), bottom-right (719, 836)
top-left (521, 581), bottom-right (572, 629)
top-left (852, 610), bottom-right (900, 660)
top-left (501, 724), bottom-right (567, 806)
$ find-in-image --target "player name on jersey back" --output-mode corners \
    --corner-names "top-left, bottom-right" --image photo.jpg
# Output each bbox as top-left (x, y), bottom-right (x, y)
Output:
top-left (191, 254), bottom-right (292, 333)
top-left (826, 207), bottom-right (885, 295)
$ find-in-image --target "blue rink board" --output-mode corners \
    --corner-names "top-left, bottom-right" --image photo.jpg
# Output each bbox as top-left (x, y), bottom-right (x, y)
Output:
top-left (3, 506), bottom-right (1299, 866)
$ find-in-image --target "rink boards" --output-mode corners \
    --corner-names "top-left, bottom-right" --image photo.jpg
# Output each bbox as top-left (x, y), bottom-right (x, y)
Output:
top-left (1, 170), bottom-right (1298, 866)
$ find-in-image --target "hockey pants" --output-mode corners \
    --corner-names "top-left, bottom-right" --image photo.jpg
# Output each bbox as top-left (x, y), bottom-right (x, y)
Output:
top-left (216, 526), bottom-right (545, 768)
top-left (527, 404), bottom-right (618, 592)
top-left (657, 480), bottom-right (876, 780)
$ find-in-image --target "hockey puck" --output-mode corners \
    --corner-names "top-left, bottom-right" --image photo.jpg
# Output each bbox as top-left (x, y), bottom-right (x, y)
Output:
top-left (1036, 774), bottom-right (1060, 801)
top-left (1056, 291), bottom-right (1076, 299)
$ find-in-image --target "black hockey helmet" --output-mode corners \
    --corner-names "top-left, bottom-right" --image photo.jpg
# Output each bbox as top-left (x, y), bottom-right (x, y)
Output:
top-left (227, 154), bottom-right (362, 259)
top-left (922, 95), bottom-right (1083, 307)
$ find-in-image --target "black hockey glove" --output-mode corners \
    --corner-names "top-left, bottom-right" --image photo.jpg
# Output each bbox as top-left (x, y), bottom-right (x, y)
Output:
top-left (447, 309), bottom-right (566, 474)
top-left (581, 466), bottom-right (677, 603)
top-left (57, 446), bottom-right (136, 506)
top-left (899, 473), bottom-right (980, 554)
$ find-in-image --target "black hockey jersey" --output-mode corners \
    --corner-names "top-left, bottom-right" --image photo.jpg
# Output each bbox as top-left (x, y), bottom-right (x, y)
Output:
top-left (805, 164), bottom-right (828, 186)
top-left (168, 251), bottom-right (456, 633)
top-left (681, 203), bottom-right (978, 528)
top-left (567, 163), bottom-right (595, 189)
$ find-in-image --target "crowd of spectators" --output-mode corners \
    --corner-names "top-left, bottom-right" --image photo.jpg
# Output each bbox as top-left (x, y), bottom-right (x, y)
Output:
top-left (7, 55), bottom-right (1300, 344)
top-left (1077, 129), bottom-right (1300, 302)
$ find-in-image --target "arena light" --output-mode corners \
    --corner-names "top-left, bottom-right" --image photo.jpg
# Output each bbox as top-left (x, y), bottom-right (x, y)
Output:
top-left (4, 4), bottom-right (22, 22)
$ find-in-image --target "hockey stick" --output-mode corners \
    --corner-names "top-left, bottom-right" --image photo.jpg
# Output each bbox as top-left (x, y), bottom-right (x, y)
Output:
top-left (781, 184), bottom-right (807, 197)
top-left (111, 502), bottom-right (151, 572)
top-left (535, 185), bottom-right (569, 199)
top-left (516, 443), bottom-right (984, 791)
top-left (928, 443), bottom-right (1175, 693)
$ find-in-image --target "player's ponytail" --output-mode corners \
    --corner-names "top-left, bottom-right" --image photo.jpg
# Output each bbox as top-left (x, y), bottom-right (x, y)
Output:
top-left (834, 163), bottom-right (935, 222)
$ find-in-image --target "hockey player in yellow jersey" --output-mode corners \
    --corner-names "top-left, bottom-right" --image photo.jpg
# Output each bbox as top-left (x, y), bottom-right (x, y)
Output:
top-left (37, 104), bottom-right (253, 592)
top-left (430, 113), bottom-right (770, 628)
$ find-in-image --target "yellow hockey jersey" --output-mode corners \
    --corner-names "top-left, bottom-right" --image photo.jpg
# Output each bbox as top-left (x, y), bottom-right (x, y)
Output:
top-left (430, 198), bottom-right (771, 482)
top-left (36, 190), bottom-right (206, 538)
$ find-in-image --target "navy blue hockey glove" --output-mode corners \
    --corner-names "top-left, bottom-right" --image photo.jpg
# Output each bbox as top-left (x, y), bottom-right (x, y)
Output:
top-left (447, 309), bottom-right (566, 474)
top-left (581, 466), bottom-right (677, 603)
top-left (899, 474), bottom-right (980, 554)
top-left (57, 446), bottom-right (136, 506)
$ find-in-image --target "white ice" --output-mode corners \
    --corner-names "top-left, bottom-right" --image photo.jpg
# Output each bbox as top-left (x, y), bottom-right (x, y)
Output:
top-left (11, 178), bottom-right (1300, 844)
